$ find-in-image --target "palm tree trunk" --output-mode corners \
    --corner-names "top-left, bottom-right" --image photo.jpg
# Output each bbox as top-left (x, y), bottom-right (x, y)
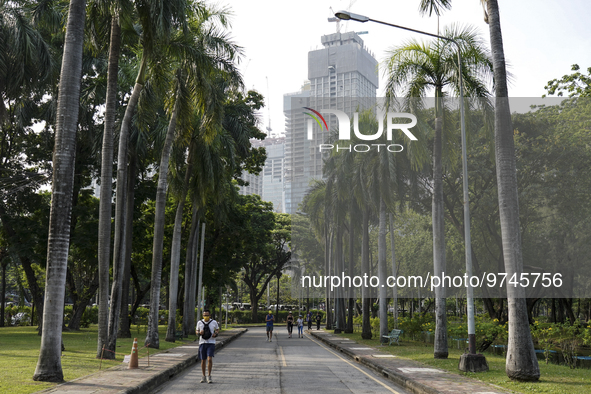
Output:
top-left (165, 149), bottom-right (191, 342)
top-left (97, 14), bottom-right (121, 358)
top-left (389, 214), bottom-right (398, 327)
top-left (106, 54), bottom-right (146, 357)
top-left (182, 207), bottom-right (199, 336)
top-left (335, 227), bottom-right (346, 332)
top-left (0, 258), bottom-right (5, 327)
top-left (378, 198), bottom-right (388, 342)
top-left (486, 0), bottom-right (539, 381)
top-left (361, 208), bottom-right (372, 339)
top-left (145, 103), bottom-right (179, 348)
top-left (433, 112), bottom-right (448, 359)
top-left (118, 153), bottom-right (136, 338)
top-left (345, 197), bottom-right (355, 333)
top-left (33, 0), bottom-right (86, 382)
top-left (323, 222), bottom-right (330, 329)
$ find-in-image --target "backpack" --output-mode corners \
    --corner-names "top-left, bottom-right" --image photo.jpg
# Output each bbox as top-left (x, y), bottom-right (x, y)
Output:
top-left (201, 320), bottom-right (212, 340)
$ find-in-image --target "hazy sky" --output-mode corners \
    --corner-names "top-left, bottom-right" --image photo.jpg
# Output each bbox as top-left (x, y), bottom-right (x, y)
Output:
top-left (221, 0), bottom-right (591, 137)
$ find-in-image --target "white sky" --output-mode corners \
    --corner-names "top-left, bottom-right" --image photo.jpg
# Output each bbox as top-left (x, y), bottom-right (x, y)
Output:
top-left (220, 0), bottom-right (591, 137)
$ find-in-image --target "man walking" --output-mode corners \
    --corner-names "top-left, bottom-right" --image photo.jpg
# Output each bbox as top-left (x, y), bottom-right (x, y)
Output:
top-left (196, 310), bottom-right (219, 384)
top-left (265, 310), bottom-right (275, 342)
top-left (286, 312), bottom-right (294, 338)
top-left (306, 311), bottom-right (313, 330)
top-left (316, 312), bottom-right (322, 330)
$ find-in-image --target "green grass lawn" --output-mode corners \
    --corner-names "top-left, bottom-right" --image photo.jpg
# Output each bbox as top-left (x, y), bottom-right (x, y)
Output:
top-left (335, 330), bottom-right (591, 394)
top-left (0, 324), bottom-right (201, 394)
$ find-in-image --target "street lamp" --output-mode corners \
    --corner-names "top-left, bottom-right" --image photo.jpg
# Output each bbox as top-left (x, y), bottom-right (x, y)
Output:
top-left (335, 10), bottom-right (485, 371)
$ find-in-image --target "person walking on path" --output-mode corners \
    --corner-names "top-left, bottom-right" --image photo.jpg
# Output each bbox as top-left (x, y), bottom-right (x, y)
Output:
top-left (316, 312), bottom-right (322, 330)
top-left (306, 311), bottom-right (313, 330)
top-left (296, 315), bottom-right (304, 338)
top-left (196, 310), bottom-right (219, 384)
top-left (286, 312), bottom-right (294, 338)
top-left (266, 310), bottom-right (275, 342)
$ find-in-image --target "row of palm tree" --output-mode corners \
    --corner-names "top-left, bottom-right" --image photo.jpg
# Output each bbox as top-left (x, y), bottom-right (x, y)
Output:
top-left (2, 0), bottom-right (266, 382)
top-left (300, 2), bottom-right (539, 379)
top-left (418, 0), bottom-right (540, 381)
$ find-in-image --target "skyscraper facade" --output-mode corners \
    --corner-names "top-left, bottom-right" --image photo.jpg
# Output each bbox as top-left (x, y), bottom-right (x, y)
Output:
top-left (284, 31), bottom-right (378, 213)
top-left (239, 137), bottom-right (286, 213)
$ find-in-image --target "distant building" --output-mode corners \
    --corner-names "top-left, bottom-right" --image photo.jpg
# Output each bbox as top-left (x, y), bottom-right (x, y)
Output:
top-left (284, 31), bottom-right (378, 213)
top-left (239, 137), bottom-right (286, 213)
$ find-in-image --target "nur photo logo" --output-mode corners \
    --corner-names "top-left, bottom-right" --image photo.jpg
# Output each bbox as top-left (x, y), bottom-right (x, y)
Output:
top-left (303, 107), bottom-right (418, 152)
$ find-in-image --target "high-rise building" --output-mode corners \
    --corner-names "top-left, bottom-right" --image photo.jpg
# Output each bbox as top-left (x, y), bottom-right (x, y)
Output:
top-left (239, 137), bottom-right (286, 213)
top-left (284, 31), bottom-right (378, 213)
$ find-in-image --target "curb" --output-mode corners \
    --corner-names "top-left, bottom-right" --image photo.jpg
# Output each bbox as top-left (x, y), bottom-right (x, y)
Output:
top-left (309, 330), bottom-right (440, 394)
top-left (125, 328), bottom-right (247, 394)
top-left (34, 328), bottom-right (247, 394)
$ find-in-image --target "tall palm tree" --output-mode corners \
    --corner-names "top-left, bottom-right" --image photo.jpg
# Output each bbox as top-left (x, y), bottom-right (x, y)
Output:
top-left (418, 0), bottom-right (540, 380)
top-left (384, 25), bottom-right (493, 358)
top-left (483, 0), bottom-right (540, 381)
top-left (33, 0), bottom-right (87, 382)
top-left (149, 8), bottom-right (243, 346)
top-left (89, 0), bottom-right (134, 358)
top-left (0, 0), bottom-right (53, 330)
top-left (107, 0), bottom-right (192, 353)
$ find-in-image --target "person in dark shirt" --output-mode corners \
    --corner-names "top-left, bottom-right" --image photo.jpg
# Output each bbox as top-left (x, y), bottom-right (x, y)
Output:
top-left (286, 312), bottom-right (294, 338)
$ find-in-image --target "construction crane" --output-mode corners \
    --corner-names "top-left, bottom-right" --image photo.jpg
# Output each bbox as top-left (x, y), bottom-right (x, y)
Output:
top-left (328, 1), bottom-right (358, 33)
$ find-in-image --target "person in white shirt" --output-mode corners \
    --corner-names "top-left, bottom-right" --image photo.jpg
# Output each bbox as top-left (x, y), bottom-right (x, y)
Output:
top-left (196, 310), bottom-right (219, 383)
top-left (296, 315), bottom-right (304, 338)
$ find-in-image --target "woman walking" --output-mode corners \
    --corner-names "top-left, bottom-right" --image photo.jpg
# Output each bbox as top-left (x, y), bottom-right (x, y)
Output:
top-left (296, 315), bottom-right (304, 338)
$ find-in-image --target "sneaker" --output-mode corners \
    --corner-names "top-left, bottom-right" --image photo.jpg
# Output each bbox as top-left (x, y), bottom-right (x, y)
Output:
top-left (200, 376), bottom-right (206, 383)
top-left (207, 376), bottom-right (212, 384)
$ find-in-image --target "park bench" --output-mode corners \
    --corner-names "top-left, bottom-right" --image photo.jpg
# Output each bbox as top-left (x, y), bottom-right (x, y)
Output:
top-left (382, 329), bottom-right (403, 346)
top-left (175, 331), bottom-right (184, 341)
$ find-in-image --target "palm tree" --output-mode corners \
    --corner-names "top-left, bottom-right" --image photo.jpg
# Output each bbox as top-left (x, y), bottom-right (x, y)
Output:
top-left (89, 0), bottom-right (134, 357)
top-left (483, 0), bottom-right (540, 381)
top-left (148, 8), bottom-right (243, 345)
top-left (33, 0), bottom-right (87, 382)
top-left (0, 0), bottom-right (53, 330)
top-left (384, 25), bottom-right (493, 358)
top-left (107, 0), bottom-right (191, 353)
top-left (418, 0), bottom-right (541, 380)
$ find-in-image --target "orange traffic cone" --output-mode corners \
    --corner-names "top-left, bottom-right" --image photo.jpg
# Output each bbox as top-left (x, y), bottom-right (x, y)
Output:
top-left (129, 338), bottom-right (139, 369)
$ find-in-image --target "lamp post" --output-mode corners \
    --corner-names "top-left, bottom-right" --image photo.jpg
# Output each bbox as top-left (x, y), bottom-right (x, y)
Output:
top-left (335, 10), bottom-right (485, 371)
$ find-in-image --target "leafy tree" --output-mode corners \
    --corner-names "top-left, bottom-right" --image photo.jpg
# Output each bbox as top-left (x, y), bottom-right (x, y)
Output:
top-left (544, 64), bottom-right (591, 98)
top-left (237, 196), bottom-right (291, 322)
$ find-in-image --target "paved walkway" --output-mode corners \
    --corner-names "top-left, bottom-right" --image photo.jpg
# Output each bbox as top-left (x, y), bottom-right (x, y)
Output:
top-left (35, 328), bottom-right (247, 394)
top-left (35, 327), bottom-right (512, 394)
top-left (308, 329), bottom-right (511, 394)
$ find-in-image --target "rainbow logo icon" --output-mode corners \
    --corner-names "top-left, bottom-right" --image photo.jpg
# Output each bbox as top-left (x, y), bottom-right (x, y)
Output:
top-left (303, 107), bottom-right (328, 139)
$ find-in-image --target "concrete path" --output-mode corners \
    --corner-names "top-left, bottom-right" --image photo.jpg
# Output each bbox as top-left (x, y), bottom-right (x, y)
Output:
top-left (153, 326), bottom-right (411, 393)
top-left (35, 326), bottom-right (514, 394)
top-left (35, 328), bottom-right (247, 394)
top-left (309, 329), bottom-right (511, 394)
